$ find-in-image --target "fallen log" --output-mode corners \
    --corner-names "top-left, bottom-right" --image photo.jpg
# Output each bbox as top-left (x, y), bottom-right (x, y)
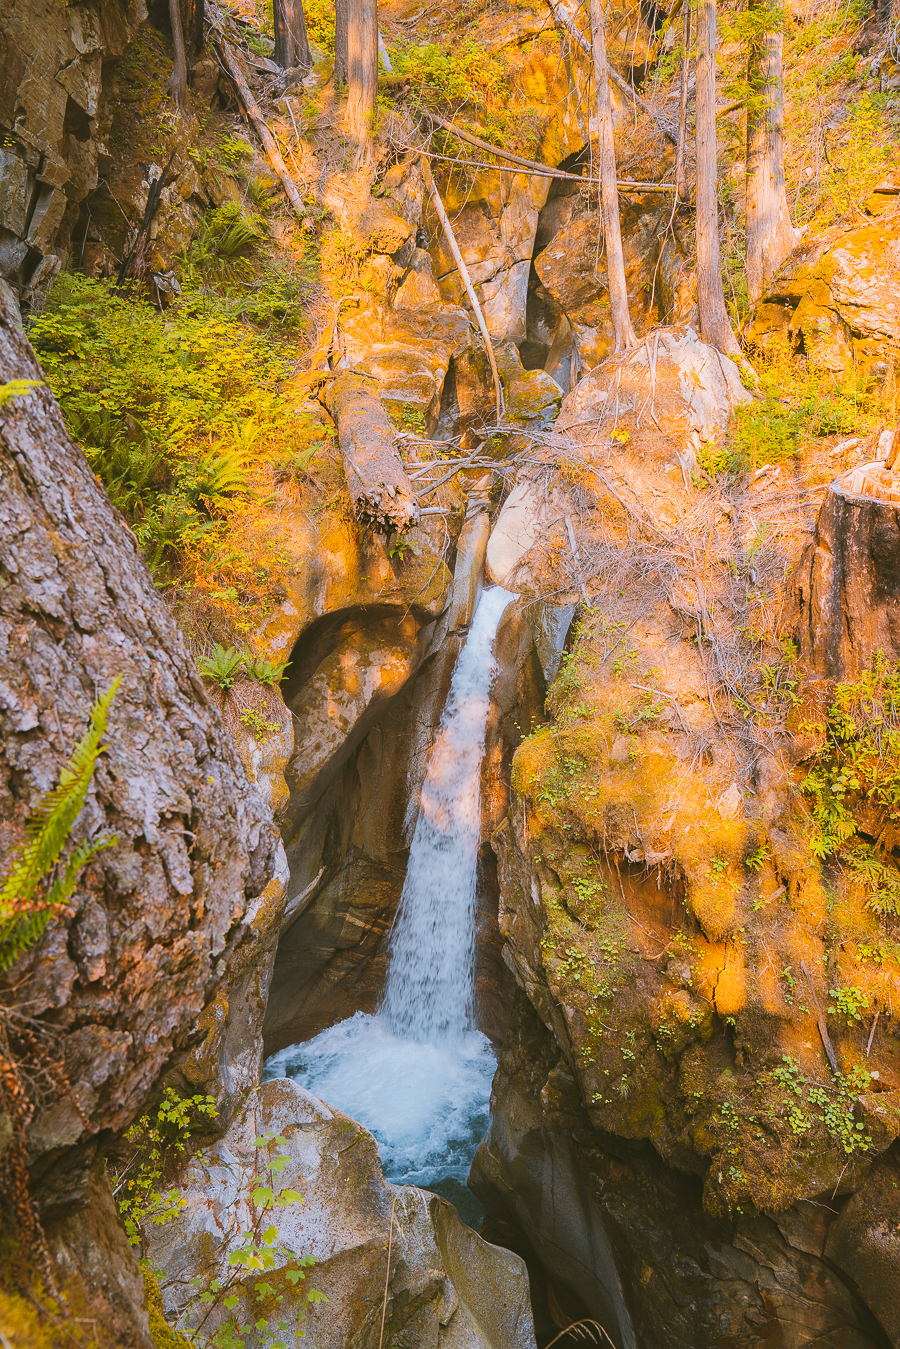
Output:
top-left (319, 371), bottom-right (420, 534)
top-left (217, 38), bottom-right (306, 218)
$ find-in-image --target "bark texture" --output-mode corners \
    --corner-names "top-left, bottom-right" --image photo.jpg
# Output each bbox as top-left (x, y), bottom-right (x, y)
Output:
top-left (273, 0), bottom-right (311, 70)
top-left (320, 371), bottom-right (420, 534)
top-left (589, 0), bottom-right (638, 352)
top-left (344, 0), bottom-right (378, 156)
top-left (745, 0), bottom-right (795, 303)
top-left (695, 0), bottom-right (740, 354)
top-left (0, 291), bottom-right (278, 1213)
top-left (789, 479), bottom-right (900, 681)
top-left (167, 0), bottom-right (190, 111)
top-left (335, 0), bottom-right (349, 85)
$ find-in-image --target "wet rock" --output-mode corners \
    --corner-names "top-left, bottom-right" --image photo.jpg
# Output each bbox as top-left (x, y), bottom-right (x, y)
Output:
top-left (148, 1076), bottom-right (537, 1349)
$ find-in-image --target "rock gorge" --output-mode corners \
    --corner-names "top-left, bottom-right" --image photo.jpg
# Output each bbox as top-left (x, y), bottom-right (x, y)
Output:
top-left (3, 0), bottom-right (900, 1345)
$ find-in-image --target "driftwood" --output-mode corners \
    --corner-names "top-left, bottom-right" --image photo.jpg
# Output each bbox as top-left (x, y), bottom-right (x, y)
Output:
top-left (217, 38), bottom-right (306, 217)
top-left (320, 371), bottom-right (420, 534)
top-left (420, 156), bottom-right (504, 422)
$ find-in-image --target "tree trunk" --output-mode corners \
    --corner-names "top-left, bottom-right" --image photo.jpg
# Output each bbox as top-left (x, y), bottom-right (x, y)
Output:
top-left (588, 0), bottom-right (638, 352)
top-left (274, 0), bottom-right (311, 69)
top-left (335, 0), bottom-right (349, 85)
top-left (695, 0), bottom-right (740, 354)
top-left (0, 291), bottom-right (277, 1217)
top-left (675, 0), bottom-right (691, 200)
top-left (344, 0), bottom-right (378, 157)
top-left (745, 0), bottom-right (795, 304)
top-left (319, 371), bottom-right (420, 534)
top-left (167, 0), bottom-right (190, 111)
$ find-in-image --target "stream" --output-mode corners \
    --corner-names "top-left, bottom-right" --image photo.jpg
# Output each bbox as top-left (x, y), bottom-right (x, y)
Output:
top-left (265, 585), bottom-right (516, 1225)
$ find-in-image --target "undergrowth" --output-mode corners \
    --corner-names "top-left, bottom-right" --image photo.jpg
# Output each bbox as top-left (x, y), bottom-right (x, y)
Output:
top-left (29, 271), bottom-right (327, 633)
top-left (803, 654), bottom-right (900, 913)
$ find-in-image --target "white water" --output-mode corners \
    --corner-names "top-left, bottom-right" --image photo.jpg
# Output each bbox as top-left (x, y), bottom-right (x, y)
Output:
top-left (266, 586), bottom-right (515, 1217)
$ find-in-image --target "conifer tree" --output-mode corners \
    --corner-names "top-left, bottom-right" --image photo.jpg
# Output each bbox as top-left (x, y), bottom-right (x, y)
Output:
top-left (695, 0), bottom-right (741, 353)
top-left (745, 0), bottom-right (796, 302)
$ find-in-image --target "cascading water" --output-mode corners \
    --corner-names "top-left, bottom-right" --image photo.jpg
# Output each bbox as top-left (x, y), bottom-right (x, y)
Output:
top-left (265, 585), bottom-right (515, 1222)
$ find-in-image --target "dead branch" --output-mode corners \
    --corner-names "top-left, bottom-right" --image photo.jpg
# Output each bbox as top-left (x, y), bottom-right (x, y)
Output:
top-left (420, 155), bottom-right (504, 422)
top-left (217, 39), bottom-right (306, 218)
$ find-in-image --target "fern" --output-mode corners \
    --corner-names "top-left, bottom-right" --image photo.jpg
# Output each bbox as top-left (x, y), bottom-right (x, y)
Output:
top-left (197, 644), bottom-right (245, 690)
top-left (0, 677), bottom-right (121, 970)
top-left (244, 655), bottom-right (290, 686)
top-left (0, 378), bottom-right (42, 407)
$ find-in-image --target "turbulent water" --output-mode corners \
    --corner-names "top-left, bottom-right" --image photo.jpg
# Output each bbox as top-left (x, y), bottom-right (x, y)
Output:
top-left (266, 585), bottom-right (515, 1222)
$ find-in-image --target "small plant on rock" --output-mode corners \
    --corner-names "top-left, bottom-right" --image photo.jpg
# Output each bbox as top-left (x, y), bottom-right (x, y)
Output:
top-left (197, 645), bottom-right (246, 691)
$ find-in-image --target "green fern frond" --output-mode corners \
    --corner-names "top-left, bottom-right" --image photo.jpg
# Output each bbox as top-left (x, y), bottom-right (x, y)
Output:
top-left (0, 677), bottom-right (121, 970)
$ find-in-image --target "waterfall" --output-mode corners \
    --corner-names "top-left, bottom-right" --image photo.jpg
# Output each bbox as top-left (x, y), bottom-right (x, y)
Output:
top-left (266, 586), bottom-right (515, 1219)
top-left (382, 584), bottom-right (515, 1042)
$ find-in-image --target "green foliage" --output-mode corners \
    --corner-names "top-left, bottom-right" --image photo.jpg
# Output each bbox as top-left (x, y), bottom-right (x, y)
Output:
top-left (305, 0), bottom-right (335, 49)
top-left (845, 844), bottom-right (900, 915)
top-left (827, 984), bottom-right (867, 1022)
top-left (0, 679), bottom-right (120, 970)
top-left (198, 645), bottom-right (246, 690)
top-left (0, 379), bottom-right (42, 407)
top-left (190, 1133), bottom-right (325, 1348)
top-left (803, 655), bottom-right (900, 862)
top-left (390, 37), bottom-right (504, 110)
top-left (730, 378), bottom-right (861, 469)
top-left (239, 708), bottom-right (283, 741)
top-left (766, 1054), bottom-right (873, 1155)
top-left (117, 1087), bottom-right (219, 1251)
top-left (197, 646), bottom-right (290, 690)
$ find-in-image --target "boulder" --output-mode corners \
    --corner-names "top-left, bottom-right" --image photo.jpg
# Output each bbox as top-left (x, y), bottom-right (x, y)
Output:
top-left (148, 1077), bottom-right (537, 1349)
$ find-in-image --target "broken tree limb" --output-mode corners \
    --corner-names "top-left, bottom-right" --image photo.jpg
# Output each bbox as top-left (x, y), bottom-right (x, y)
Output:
top-left (424, 112), bottom-right (676, 189)
top-left (217, 39), bottom-right (306, 217)
top-left (318, 371), bottom-right (420, 534)
top-left (420, 156), bottom-right (504, 423)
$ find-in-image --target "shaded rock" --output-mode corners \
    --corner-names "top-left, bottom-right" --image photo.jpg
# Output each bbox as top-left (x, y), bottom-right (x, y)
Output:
top-left (825, 1151), bottom-right (900, 1345)
top-left (471, 993), bottom-right (886, 1349)
top-left (0, 0), bottom-right (146, 290)
top-left (45, 1166), bottom-right (154, 1349)
top-left (148, 1076), bottom-right (537, 1349)
top-left (789, 478), bottom-right (900, 680)
top-left (429, 170), bottom-right (552, 344)
top-left (485, 478), bottom-right (570, 592)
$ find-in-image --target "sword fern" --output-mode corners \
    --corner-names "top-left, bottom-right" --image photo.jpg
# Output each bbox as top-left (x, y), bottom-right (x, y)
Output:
top-left (0, 677), bottom-right (121, 971)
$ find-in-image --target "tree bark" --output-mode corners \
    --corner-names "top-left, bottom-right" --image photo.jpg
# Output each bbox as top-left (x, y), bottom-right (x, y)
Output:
top-left (0, 291), bottom-right (277, 1215)
top-left (167, 0), bottom-right (190, 111)
top-left (589, 0), bottom-right (638, 352)
top-left (344, 0), bottom-right (378, 157)
top-left (319, 371), bottom-right (420, 534)
top-left (745, 0), bottom-right (795, 304)
top-left (675, 0), bottom-right (691, 200)
top-left (274, 0), bottom-right (311, 69)
top-left (695, 0), bottom-right (741, 354)
top-left (335, 0), bottom-right (349, 85)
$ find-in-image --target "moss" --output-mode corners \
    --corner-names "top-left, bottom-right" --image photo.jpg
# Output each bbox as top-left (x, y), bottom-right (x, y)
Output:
top-left (143, 1268), bottom-right (192, 1349)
